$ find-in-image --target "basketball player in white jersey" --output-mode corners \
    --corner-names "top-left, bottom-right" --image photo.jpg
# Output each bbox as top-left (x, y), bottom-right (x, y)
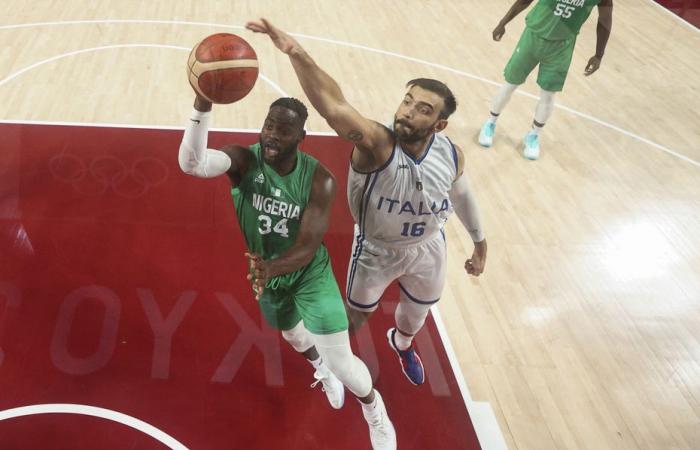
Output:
top-left (248, 19), bottom-right (487, 386)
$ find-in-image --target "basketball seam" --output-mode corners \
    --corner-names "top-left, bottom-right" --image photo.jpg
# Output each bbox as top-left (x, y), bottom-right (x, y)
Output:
top-left (194, 34), bottom-right (257, 63)
top-left (189, 59), bottom-right (259, 78)
top-left (196, 68), bottom-right (257, 95)
top-left (185, 34), bottom-right (258, 104)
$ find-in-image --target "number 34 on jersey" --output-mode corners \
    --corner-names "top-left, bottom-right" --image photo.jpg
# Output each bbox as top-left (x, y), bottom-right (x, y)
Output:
top-left (258, 215), bottom-right (289, 237)
top-left (251, 193), bottom-right (300, 239)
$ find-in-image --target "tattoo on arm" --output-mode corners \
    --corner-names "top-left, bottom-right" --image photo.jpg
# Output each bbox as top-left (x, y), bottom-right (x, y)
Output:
top-left (347, 130), bottom-right (364, 142)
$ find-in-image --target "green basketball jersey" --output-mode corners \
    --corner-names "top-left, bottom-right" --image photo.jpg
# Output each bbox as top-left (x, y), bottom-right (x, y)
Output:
top-left (526, 0), bottom-right (602, 41)
top-left (232, 143), bottom-right (323, 288)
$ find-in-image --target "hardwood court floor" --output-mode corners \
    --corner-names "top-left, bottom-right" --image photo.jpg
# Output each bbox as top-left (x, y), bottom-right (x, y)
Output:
top-left (1, 1), bottom-right (699, 449)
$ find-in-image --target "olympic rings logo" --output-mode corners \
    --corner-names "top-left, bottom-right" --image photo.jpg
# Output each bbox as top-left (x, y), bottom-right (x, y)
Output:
top-left (49, 153), bottom-right (170, 198)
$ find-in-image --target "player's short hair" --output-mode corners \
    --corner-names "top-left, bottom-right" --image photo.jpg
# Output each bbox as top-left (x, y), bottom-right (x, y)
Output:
top-left (270, 97), bottom-right (309, 126)
top-left (406, 78), bottom-right (457, 120)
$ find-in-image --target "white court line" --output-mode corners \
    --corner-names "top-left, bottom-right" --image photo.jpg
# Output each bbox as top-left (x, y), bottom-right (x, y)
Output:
top-left (0, 44), bottom-right (186, 89)
top-left (554, 103), bottom-right (700, 168)
top-left (0, 15), bottom-right (695, 449)
top-left (0, 18), bottom-right (697, 168)
top-left (0, 19), bottom-right (247, 31)
top-left (0, 118), bottom-right (337, 136)
top-left (0, 116), bottom-right (506, 448)
top-left (258, 73), bottom-right (287, 97)
top-left (0, 42), bottom-right (291, 126)
top-left (0, 403), bottom-right (188, 450)
top-left (431, 305), bottom-right (509, 450)
top-left (0, 44), bottom-right (287, 99)
top-left (646, 0), bottom-right (700, 33)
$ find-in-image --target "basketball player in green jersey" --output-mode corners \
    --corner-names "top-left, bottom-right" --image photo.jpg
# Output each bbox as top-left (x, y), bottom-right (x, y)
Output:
top-left (478, 0), bottom-right (613, 159)
top-left (178, 95), bottom-right (396, 450)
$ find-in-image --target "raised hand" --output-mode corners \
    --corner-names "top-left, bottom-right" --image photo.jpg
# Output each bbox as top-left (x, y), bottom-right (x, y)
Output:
top-left (193, 94), bottom-right (212, 112)
top-left (245, 18), bottom-right (302, 55)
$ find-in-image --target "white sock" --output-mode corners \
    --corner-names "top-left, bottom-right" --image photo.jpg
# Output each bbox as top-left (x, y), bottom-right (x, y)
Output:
top-left (393, 330), bottom-right (414, 351)
top-left (395, 299), bottom-right (430, 347)
top-left (309, 357), bottom-right (324, 371)
top-left (361, 390), bottom-right (379, 413)
top-left (487, 113), bottom-right (499, 124)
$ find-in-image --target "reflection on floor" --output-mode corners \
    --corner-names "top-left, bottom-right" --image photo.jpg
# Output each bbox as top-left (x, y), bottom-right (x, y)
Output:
top-left (0, 123), bottom-right (481, 450)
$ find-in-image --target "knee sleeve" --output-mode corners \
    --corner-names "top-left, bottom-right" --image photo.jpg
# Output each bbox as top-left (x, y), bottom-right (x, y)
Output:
top-left (312, 331), bottom-right (373, 398)
top-left (534, 89), bottom-right (556, 125)
top-left (395, 294), bottom-right (432, 336)
top-left (281, 320), bottom-right (314, 353)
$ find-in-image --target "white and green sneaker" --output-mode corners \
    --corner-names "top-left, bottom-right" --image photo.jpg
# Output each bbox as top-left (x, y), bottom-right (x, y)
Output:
top-left (478, 121), bottom-right (496, 147)
top-left (523, 131), bottom-right (541, 160)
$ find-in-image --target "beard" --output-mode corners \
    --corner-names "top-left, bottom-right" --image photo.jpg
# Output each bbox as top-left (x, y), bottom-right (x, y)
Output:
top-left (393, 118), bottom-right (435, 144)
top-left (259, 137), bottom-right (297, 164)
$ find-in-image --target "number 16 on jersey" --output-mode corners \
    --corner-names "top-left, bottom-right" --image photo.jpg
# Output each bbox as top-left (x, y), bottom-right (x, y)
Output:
top-left (400, 221), bottom-right (426, 237)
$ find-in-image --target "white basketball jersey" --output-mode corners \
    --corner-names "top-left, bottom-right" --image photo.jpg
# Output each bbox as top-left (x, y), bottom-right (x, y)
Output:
top-left (347, 132), bottom-right (458, 248)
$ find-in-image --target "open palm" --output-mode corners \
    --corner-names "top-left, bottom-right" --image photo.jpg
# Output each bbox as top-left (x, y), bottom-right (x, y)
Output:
top-left (246, 18), bottom-right (299, 55)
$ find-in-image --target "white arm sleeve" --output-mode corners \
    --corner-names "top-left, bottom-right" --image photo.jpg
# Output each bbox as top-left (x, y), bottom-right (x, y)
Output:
top-left (449, 173), bottom-right (485, 243)
top-left (178, 109), bottom-right (232, 178)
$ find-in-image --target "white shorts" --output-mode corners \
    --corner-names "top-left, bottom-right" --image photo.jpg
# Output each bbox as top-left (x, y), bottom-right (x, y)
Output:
top-left (346, 226), bottom-right (447, 312)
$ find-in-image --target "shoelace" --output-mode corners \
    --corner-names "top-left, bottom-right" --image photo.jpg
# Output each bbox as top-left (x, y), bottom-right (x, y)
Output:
top-left (310, 374), bottom-right (329, 392)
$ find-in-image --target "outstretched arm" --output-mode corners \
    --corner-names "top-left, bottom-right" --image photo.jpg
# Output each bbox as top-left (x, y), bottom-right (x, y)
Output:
top-left (585, 0), bottom-right (613, 76)
top-left (178, 95), bottom-right (252, 184)
top-left (449, 145), bottom-right (487, 276)
top-left (247, 164), bottom-right (337, 298)
top-left (246, 18), bottom-right (393, 165)
top-left (493, 0), bottom-right (535, 41)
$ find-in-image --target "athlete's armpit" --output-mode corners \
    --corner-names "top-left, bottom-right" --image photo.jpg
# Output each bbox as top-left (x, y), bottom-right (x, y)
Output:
top-left (221, 144), bottom-right (255, 186)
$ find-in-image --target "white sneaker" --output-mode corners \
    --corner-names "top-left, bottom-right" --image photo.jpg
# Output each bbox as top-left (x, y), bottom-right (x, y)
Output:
top-left (478, 120), bottom-right (496, 147)
top-left (523, 130), bottom-right (541, 160)
top-left (310, 366), bottom-right (345, 409)
top-left (362, 390), bottom-right (397, 450)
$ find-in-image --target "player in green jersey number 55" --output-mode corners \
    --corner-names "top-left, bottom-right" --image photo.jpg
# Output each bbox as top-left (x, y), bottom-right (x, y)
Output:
top-left (478, 0), bottom-right (613, 160)
top-left (178, 93), bottom-right (396, 450)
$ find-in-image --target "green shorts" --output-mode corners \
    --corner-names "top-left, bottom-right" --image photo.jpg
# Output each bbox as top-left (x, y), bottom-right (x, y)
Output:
top-left (257, 248), bottom-right (349, 335)
top-left (504, 27), bottom-right (576, 92)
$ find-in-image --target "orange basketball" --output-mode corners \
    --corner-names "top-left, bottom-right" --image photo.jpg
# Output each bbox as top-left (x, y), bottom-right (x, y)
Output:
top-left (187, 33), bottom-right (259, 104)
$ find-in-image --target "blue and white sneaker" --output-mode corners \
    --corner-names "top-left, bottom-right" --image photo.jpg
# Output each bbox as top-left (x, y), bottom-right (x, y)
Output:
top-left (387, 328), bottom-right (425, 386)
top-left (523, 131), bottom-right (541, 160)
top-left (478, 120), bottom-right (496, 147)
